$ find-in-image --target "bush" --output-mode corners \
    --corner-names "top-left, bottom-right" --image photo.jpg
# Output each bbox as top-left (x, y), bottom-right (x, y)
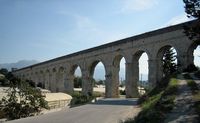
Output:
top-left (0, 80), bottom-right (49, 120)
top-left (71, 91), bottom-right (93, 106)
top-left (70, 91), bottom-right (104, 107)
top-left (120, 90), bottom-right (126, 95)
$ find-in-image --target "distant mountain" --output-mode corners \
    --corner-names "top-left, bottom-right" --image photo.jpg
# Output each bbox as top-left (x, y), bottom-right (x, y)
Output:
top-left (0, 60), bottom-right (39, 71)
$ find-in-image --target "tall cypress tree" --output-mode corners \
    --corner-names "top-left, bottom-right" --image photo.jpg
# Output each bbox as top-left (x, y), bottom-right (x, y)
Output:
top-left (162, 48), bottom-right (177, 76)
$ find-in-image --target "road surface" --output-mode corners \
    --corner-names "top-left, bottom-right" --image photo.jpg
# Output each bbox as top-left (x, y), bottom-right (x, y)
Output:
top-left (7, 98), bottom-right (140, 123)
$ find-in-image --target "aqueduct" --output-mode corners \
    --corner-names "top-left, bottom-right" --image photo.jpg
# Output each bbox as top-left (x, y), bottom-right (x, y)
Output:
top-left (13, 20), bottom-right (199, 98)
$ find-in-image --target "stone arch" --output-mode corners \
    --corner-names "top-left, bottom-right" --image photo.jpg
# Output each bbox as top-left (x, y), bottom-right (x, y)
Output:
top-left (111, 54), bottom-right (127, 97)
top-left (112, 54), bottom-right (127, 68)
top-left (58, 66), bottom-right (65, 73)
top-left (132, 50), bottom-right (150, 95)
top-left (133, 50), bottom-right (150, 61)
top-left (52, 67), bottom-right (57, 73)
top-left (70, 64), bottom-right (83, 76)
top-left (88, 59), bottom-right (106, 96)
top-left (69, 64), bottom-right (83, 92)
top-left (88, 59), bottom-right (106, 77)
top-left (186, 41), bottom-right (200, 66)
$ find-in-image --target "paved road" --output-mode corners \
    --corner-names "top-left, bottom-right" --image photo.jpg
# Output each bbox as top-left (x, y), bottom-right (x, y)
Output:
top-left (7, 98), bottom-right (140, 123)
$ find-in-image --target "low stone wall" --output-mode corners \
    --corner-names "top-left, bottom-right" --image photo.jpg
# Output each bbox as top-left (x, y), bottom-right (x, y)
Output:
top-left (44, 93), bottom-right (72, 109)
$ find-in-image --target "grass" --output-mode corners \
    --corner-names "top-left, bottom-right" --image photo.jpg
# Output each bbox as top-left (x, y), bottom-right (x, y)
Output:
top-left (123, 76), bottom-right (178, 123)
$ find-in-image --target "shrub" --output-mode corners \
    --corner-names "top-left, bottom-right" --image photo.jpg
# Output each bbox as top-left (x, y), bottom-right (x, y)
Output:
top-left (120, 90), bottom-right (126, 95)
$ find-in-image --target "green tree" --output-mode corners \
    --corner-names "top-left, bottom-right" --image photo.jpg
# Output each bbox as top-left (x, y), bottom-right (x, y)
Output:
top-left (0, 79), bottom-right (48, 120)
top-left (183, 0), bottom-right (200, 41)
top-left (0, 69), bottom-right (10, 86)
top-left (162, 48), bottom-right (177, 76)
top-left (74, 77), bottom-right (82, 88)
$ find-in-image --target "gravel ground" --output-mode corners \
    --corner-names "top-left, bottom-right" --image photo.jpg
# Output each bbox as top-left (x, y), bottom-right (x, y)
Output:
top-left (164, 74), bottom-right (199, 123)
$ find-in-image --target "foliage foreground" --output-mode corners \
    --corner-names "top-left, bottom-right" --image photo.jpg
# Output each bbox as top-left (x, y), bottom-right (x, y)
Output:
top-left (0, 79), bottom-right (49, 120)
top-left (123, 76), bottom-right (178, 123)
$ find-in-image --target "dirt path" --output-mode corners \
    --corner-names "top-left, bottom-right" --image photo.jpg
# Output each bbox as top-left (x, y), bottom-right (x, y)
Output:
top-left (164, 74), bottom-right (199, 123)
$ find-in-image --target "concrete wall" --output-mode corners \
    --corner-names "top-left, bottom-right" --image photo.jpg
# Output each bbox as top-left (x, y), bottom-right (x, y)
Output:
top-left (13, 20), bottom-right (198, 98)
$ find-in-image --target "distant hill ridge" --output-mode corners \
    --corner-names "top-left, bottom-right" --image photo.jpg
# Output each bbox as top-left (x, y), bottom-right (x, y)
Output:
top-left (0, 60), bottom-right (39, 71)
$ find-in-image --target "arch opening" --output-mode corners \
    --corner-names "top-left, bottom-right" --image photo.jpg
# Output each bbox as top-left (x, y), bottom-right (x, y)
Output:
top-left (73, 65), bottom-right (82, 92)
top-left (194, 45), bottom-right (200, 68)
top-left (187, 42), bottom-right (200, 72)
top-left (119, 57), bottom-right (126, 97)
top-left (89, 61), bottom-right (106, 97)
top-left (138, 52), bottom-right (149, 95)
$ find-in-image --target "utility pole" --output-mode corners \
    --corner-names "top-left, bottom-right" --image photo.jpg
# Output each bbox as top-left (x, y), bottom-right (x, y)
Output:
top-left (140, 73), bottom-right (143, 87)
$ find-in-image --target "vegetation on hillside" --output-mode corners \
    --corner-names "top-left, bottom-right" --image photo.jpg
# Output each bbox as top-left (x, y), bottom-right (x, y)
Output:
top-left (123, 75), bottom-right (178, 123)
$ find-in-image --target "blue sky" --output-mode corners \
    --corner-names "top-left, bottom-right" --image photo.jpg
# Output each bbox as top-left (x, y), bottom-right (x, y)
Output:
top-left (0, 0), bottom-right (199, 76)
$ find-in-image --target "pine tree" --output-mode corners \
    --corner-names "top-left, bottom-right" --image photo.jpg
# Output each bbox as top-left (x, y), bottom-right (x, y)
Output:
top-left (162, 48), bottom-right (177, 76)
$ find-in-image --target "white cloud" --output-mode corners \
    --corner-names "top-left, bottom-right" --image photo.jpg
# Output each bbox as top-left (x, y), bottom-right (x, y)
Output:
top-left (74, 15), bottom-right (98, 31)
top-left (164, 13), bottom-right (192, 26)
top-left (194, 46), bottom-right (200, 56)
top-left (121, 0), bottom-right (158, 12)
